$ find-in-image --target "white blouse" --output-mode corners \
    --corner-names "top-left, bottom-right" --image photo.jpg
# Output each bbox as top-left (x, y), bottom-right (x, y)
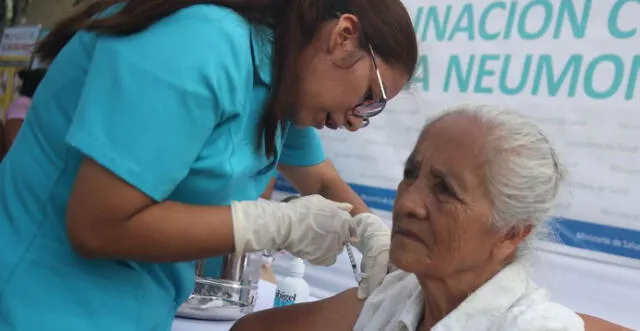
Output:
top-left (353, 262), bottom-right (584, 331)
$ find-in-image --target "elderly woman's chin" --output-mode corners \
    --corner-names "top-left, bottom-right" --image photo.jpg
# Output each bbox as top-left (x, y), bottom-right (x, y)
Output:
top-left (389, 233), bottom-right (434, 276)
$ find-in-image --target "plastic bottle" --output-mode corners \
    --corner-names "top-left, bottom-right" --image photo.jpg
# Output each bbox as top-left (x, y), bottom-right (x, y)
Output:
top-left (272, 257), bottom-right (309, 307)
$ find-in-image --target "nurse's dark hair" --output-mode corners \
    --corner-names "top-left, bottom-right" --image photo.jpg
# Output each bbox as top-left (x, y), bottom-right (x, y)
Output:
top-left (36, 0), bottom-right (418, 157)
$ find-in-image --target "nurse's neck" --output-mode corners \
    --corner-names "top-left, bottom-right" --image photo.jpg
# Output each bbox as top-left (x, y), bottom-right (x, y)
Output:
top-left (416, 260), bottom-right (505, 330)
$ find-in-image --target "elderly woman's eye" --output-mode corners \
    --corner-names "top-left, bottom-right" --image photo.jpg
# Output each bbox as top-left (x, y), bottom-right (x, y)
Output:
top-left (403, 167), bottom-right (418, 180)
top-left (434, 180), bottom-right (455, 197)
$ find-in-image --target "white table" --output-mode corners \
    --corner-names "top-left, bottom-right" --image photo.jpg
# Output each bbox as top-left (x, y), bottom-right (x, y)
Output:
top-left (172, 281), bottom-right (297, 331)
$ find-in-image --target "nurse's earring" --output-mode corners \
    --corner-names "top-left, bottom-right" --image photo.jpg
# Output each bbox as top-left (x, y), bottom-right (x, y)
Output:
top-left (345, 117), bottom-right (367, 131)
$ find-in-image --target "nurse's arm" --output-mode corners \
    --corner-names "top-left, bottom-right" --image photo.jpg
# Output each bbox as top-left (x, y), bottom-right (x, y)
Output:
top-left (278, 160), bottom-right (369, 215)
top-left (230, 288), bottom-right (362, 331)
top-left (66, 158), bottom-right (236, 262)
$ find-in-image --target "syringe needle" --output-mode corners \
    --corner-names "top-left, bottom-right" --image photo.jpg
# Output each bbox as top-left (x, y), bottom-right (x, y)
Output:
top-left (345, 244), bottom-right (362, 283)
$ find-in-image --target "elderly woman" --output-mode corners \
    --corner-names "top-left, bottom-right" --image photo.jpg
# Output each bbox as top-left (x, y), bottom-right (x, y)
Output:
top-left (232, 105), bottom-right (586, 331)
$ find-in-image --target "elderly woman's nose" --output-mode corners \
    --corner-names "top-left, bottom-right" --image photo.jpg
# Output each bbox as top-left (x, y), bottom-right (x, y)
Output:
top-left (345, 113), bottom-right (364, 132)
top-left (396, 188), bottom-right (428, 220)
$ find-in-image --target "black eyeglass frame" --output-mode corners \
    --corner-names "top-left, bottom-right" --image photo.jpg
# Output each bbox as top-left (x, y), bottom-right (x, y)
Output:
top-left (351, 44), bottom-right (388, 128)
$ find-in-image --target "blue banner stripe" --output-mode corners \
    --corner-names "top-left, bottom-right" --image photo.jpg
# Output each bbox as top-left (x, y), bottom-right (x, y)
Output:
top-left (275, 177), bottom-right (640, 260)
top-left (275, 177), bottom-right (397, 211)
top-left (549, 217), bottom-right (640, 260)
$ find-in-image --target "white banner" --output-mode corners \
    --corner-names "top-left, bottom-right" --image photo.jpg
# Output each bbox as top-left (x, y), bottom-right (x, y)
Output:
top-left (278, 0), bottom-right (640, 267)
top-left (0, 25), bottom-right (41, 60)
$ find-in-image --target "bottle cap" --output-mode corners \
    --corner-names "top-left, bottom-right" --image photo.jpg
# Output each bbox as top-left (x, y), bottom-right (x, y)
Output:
top-left (289, 257), bottom-right (306, 277)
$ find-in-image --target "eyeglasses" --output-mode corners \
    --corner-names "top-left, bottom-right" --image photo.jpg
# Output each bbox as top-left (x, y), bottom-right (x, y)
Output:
top-left (352, 44), bottom-right (388, 128)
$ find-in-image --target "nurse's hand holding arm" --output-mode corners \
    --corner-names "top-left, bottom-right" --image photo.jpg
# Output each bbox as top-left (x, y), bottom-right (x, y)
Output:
top-left (278, 159), bottom-right (391, 298)
top-left (232, 195), bottom-right (353, 265)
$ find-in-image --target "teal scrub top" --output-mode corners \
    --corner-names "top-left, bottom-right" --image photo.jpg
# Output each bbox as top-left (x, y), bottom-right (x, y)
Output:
top-left (0, 5), bottom-right (325, 331)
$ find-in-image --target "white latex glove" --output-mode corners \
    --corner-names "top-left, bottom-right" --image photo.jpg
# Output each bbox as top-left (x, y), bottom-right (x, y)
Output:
top-left (231, 195), bottom-right (353, 266)
top-left (350, 212), bottom-right (391, 299)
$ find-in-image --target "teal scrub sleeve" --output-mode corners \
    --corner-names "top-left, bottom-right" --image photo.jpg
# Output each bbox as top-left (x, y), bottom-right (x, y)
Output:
top-left (279, 126), bottom-right (326, 167)
top-left (65, 15), bottom-right (252, 201)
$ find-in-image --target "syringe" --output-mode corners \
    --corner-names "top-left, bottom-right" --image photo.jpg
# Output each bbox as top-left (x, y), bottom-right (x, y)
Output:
top-left (345, 243), bottom-right (365, 284)
top-left (281, 195), bottom-right (365, 284)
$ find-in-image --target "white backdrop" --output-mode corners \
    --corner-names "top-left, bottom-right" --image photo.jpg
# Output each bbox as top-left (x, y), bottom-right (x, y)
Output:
top-left (278, 0), bottom-right (640, 268)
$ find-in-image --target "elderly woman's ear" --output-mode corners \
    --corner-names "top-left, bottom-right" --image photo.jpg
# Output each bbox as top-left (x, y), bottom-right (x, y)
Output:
top-left (493, 225), bottom-right (533, 261)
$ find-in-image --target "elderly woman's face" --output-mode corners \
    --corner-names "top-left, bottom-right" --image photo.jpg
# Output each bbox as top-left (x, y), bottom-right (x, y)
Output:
top-left (390, 114), bottom-right (521, 278)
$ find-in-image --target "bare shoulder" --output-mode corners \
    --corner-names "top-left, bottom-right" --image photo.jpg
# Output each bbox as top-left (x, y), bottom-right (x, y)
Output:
top-left (231, 288), bottom-right (363, 331)
top-left (578, 313), bottom-right (633, 331)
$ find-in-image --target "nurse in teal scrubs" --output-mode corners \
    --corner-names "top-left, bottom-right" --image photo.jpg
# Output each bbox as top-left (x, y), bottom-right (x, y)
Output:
top-left (0, 1), bottom-right (418, 330)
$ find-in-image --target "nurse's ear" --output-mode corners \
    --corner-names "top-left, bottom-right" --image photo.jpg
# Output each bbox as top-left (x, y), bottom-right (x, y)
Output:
top-left (328, 13), bottom-right (366, 69)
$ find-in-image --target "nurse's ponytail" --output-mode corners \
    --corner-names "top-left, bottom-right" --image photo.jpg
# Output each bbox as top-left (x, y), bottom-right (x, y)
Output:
top-left (36, 0), bottom-right (417, 158)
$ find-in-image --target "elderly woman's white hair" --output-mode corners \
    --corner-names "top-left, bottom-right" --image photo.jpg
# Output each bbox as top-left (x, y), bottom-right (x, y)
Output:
top-left (432, 104), bottom-right (567, 257)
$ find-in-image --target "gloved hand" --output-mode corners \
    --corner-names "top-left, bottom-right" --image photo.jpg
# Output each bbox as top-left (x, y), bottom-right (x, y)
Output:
top-left (231, 195), bottom-right (353, 266)
top-left (350, 212), bottom-right (391, 299)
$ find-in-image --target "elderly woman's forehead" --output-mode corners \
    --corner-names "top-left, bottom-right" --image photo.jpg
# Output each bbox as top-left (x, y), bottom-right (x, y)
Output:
top-left (410, 113), bottom-right (491, 184)
top-left (418, 114), bottom-right (489, 149)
